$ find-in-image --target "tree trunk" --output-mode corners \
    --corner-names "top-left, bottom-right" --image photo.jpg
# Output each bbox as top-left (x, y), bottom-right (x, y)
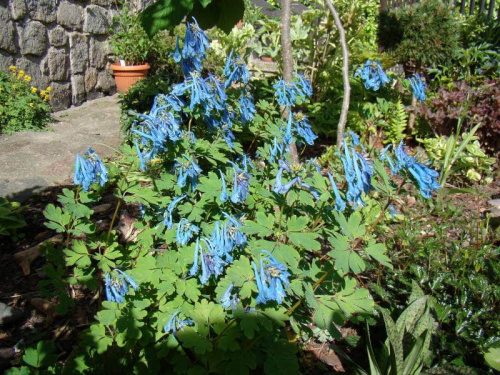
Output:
top-left (280, 0), bottom-right (300, 164)
top-left (323, 0), bottom-right (350, 148)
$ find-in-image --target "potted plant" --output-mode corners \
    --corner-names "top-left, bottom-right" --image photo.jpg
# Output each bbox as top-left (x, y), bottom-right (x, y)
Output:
top-left (109, 3), bottom-right (153, 93)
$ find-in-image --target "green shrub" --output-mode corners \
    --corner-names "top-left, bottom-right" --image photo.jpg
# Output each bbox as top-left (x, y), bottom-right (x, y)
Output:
top-left (378, 0), bottom-right (461, 69)
top-left (0, 66), bottom-right (52, 134)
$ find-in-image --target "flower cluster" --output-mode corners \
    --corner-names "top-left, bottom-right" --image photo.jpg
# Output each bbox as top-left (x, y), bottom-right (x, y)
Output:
top-left (104, 269), bottom-right (139, 303)
top-left (189, 214), bottom-right (247, 285)
top-left (252, 251), bottom-right (291, 305)
top-left (173, 18), bottom-right (210, 74)
top-left (381, 142), bottom-right (440, 198)
top-left (354, 59), bottom-right (391, 91)
top-left (163, 195), bottom-right (186, 229)
top-left (164, 311), bottom-right (194, 333)
top-left (408, 73), bottom-right (426, 102)
top-left (340, 134), bottom-right (374, 208)
top-left (73, 148), bottom-right (109, 191)
top-left (227, 156), bottom-right (253, 204)
top-left (273, 159), bottom-right (320, 199)
top-left (176, 218), bottom-right (200, 246)
top-left (273, 73), bottom-right (312, 108)
top-left (223, 51), bottom-right (251, 88)
top-left (174, 154), bottom-right (202, 190)
top-left (220, 283), bottom-right (240, 309)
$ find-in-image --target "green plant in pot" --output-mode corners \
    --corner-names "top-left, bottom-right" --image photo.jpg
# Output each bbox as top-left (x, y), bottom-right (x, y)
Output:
top-left (109, 2), bottom-right (154, 93)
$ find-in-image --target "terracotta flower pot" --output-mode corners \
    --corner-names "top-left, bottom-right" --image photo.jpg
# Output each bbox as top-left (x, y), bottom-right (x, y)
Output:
top-left (110, 63), bottom-right (150, 94)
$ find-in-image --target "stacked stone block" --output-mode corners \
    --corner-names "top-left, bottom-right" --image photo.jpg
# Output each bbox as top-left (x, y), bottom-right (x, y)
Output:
top-left (0, 0), bottom-right (118, 111)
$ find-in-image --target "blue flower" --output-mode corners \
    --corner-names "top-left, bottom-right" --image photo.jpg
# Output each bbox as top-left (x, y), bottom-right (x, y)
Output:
top-left (252, 251), bottom-right (290, 305)
top-left (230, 162), bottom-right (251, 204)
top-left (172, 71), bottom-right (213, 112)
top-left (293, 112), bottom-right (317, 146)
top-left (163, 195), bottom-right (186, 229)
top-left (282, 111), bottom-right (294, 145)
top-left (340, 136), bottom-right (374, 207)
top-left (173, 36), bottom-right (181, 63)
top-left (354, 59), bottom-right (391, 91)
top-left (327, 172), bottom-right (346, 211)
top-left (394, 141), bottom-right (440, 198)
top-left (104, 269), bottom-right (139, 303)
top-left (164, 311), bottom-right (194, 333)
top-left (239, 90), bottom-right (256, 123)
top-left (408, 73), bottom-right (426, 102)
top-left (294, 73), bottom-right (313, 98)
top-left (204, 74), bottom-right (228, 115)
top-left (73, 148), bottom-right (108, 191)
top-left (222, 212), bottom-right (247, 248)
top-left (220, 283), bottom-right (240, 309)
top-left (176, 218), bottom-right (199, 246)
top-left (273, 159), bottom-right (319, 199)
top-left (223, 50), bottom-right (251, 88)
top-left (273, 78), bottom-right (297, 107)
top-left (219, 170), bottom-right (229, 202)
top-left (174, 154), bottom-right (202, 190)
top-left (269, 138), bottom-right (285, 163)
top-left (178, 18), bottom-right (210, 74)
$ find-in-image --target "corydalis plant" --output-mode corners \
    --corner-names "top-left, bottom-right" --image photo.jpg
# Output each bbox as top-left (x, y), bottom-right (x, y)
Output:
top-left (73, 148), bottom-right (108, 192)
top-left (354, 59), bottom-right (391, 91)
top-left (104, 269), bottom-right (138, 303)
top-left (408, 73), bottom-right (426, 102)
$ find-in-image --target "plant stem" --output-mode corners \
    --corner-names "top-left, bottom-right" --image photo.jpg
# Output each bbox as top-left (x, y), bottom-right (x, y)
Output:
top-left (323, 0), bottom-right (350, 148)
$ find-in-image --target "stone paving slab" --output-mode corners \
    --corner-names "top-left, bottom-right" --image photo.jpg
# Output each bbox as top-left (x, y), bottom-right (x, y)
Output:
top-left (0, 95), bottom-right (122, 202)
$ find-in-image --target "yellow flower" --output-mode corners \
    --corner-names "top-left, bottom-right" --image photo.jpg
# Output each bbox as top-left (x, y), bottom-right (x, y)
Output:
top-left (31, 87), bottom-right (38, 93)
top-left (24, 75), bottom-right (32, 83)
top-left (40, 90), bottom-right (46, 96)
top-left (29, 103), bottom-right (35, 108)
top-left (17, 70), bottom-right (25, 79)
top-left (9, 66), bottom-right (16, 73)
top-left (46, 86), bottom-right (51, 92)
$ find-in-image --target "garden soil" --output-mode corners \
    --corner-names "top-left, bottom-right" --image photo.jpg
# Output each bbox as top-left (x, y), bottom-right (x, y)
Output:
top-left (0, 95), bottom-right (122, 202)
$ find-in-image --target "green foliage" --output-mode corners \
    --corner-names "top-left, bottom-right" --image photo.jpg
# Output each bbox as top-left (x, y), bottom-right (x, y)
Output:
top-left (378, 0), bottom-right (461, 68)
top-left (109, 2), bottom-right (155, 65)
top-left (139, 0), bottom-right (245, 37)
top-left (0, 67), bottom-right (52, 134)
top-left (373, 198), bottom-right (500, 371)
top-left (418, 131), bottom-right (495, 185)
top-left (0, 197), bottom-right (26, 236)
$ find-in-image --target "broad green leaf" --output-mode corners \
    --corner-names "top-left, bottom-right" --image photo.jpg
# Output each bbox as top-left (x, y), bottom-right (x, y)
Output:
top-left (326, 278), bottom-right (374, 317)
top-left (288, 232), bottom-right (320, 251)
top-left (177, 327), bottom-right (213, 354)
top-left (139, 0), bottom-right (195, 37)
top-left (328, 234), bottom-right (365, 274)
top-left (263, 339), bottom-right (300, 375)
top-left (22, 341), bottom-right (57, 369)
top-left (225, 351), bottom-right (256, 375)
top-left (484, 347), bottom-right (500, 371)
top-left (286, 215), bottom-right (308, 232)
top-left (364, 241), bottom-right (392, 269)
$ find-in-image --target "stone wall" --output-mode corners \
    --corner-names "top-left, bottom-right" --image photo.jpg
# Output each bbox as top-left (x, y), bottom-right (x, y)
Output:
top-left (0, 0), bottom-right (121, 111)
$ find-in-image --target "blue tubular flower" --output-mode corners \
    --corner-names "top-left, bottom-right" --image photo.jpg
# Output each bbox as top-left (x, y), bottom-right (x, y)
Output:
top-left (173, 36), bottom-right (181, 63)
top-left (164, 311), bottom-right (194, 334)
top-left (179, 17), bottom-right (210, 74)
top-left (273, 160), bottom-right (319, 199)
top-left (394, 141), bottom-right (440, 198)
top-left (340, 137), bottom-right (374, 208)
top-left (174, 154), bottom-right (202, 190)
top-left (380, 144), bottom-right (398, 175)
top-left (73, 148), bottom-right (109, 191)
top-left (354, 59), bottom-right (391, 91)
top-left (252, 250), bottom-right (290, 305)
top-left (163, 195), bottom-right (186, 229)
top-left (293, 112), bottom-right (317, 146)
top-left (219, 170), bottom-right (229, 202)
top-left (269, 138), bottom-right (285, 163)
top-left (104, 269), bottom-right (139, 303)
top-left (236, 154), bottom-right (254, 172)
top-left (239, 89), bottom-right (256, 123)
top-left (327, 173), bottom-right (346, 211)
top-left (204, 74), bottom-right (227, 115)
top-left (176, 218), bottom-right (199, 246)
top-left (189, 239), bottom-right (200, 276)
top-left (220, 283), bottom-right (240, 309)
top-left (294, 73), bottom-right (313, 98)
top-left (172, 71), bottom-right (213, 111)
top-left (199, 239), bottom-right (227, 284)
top-left (223, 212), bottom-right (247, 248)
top-left (273, 78), bottom-right (297, 107)
top-left (408, 74), bottom-right (426, 102)
top-left (230, 162), bottom-right (251, 204)
top-left (223, 50), bottom-right (251, 88)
